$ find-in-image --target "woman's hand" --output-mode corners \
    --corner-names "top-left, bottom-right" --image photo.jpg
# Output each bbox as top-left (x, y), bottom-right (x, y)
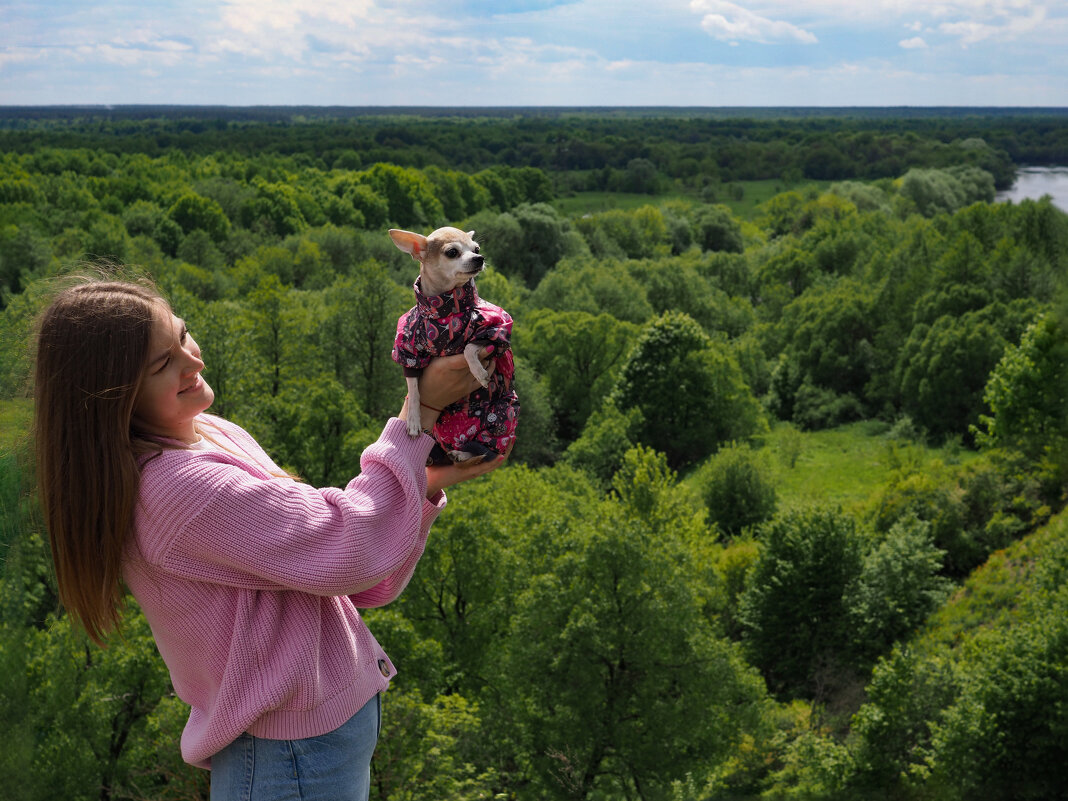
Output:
top-left (425, 442), bottom-right (512, 500)
top-left (397, 347), bottom-right (496, 430)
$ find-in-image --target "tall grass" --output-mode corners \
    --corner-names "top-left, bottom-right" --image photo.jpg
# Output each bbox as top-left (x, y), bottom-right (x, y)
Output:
top-left (553, 179), bottom-right (833, 220)
top-left (763, 421), bottom-right (980, 515)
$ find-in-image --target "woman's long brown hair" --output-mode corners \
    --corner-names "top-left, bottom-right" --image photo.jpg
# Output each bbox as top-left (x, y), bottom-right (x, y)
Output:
top-left (34, 279), bottom-right (166, 644)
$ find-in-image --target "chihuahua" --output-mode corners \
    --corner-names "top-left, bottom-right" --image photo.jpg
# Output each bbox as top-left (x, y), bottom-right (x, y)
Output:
top-left (390, 226), bottom-right (519, 465)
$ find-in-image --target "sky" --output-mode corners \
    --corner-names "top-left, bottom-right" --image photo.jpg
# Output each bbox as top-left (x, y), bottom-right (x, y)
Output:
top-left (2, 0), bottom-right (1066, 107)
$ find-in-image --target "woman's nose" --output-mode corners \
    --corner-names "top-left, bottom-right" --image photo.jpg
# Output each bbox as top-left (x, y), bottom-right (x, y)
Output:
top-left (182, 346), bottom-right (205, 374)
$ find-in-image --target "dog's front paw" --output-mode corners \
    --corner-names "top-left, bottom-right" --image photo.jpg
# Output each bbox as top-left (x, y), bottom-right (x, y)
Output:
top-left (473, 365), bottom-right (492, 388)
top-left (406, 418), bottom-right (423, 437)
top-left (449, 450), bottom-right (487, 465)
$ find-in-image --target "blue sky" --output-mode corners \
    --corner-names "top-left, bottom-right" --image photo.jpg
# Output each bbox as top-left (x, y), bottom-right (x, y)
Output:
top-left (2, 0), bottom-right (1066, 106)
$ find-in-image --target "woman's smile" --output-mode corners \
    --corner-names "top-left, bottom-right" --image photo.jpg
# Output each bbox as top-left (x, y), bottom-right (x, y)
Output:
top-left (132, 304), bottom-right (214, 442)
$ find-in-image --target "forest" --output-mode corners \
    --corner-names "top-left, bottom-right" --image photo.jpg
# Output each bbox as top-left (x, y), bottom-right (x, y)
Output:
top-left (1, 108), bottom-right (1067, 800)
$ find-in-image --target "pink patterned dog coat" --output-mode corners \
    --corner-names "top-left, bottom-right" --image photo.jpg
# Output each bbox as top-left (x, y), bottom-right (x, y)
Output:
top-left (392, 278), bottom-right (520, 463)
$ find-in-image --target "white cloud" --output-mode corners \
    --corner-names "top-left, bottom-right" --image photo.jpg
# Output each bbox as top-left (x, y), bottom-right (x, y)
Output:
top-left (206, 0), bottom-right (379, 61)
top-left (0, 47), bottom-right (42, 70)
top-left (2, 0), bottom-right (1067, 105)
top-left (939, 4), bottom-right (1046, 44)
top-left (747, 1), bottom-right (1040, 20)
top-left (690, 0), bottom-right (818, 44)
top-left (750, 0), bottom-right (1058, 45)
top-left (218, 0), bottom-right (374, 34)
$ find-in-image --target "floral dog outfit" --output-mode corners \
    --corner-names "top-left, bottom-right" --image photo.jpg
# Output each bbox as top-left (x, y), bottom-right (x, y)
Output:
top-left (392, 278), bottom-right (519, 463)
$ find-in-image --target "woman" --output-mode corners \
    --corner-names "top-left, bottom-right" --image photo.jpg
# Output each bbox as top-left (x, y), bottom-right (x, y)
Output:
top-left (34, 277), bottom-right (505, 800)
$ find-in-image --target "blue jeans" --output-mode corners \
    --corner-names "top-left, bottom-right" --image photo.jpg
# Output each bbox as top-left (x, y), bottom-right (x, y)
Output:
top-left (210, 693), bottom-right (381, 801)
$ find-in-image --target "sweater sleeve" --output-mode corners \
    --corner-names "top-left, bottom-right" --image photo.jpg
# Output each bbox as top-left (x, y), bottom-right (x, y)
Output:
top-left (137, 418), bottom-right (445, 598)
top-left (348, 487), bottom-right (445, 608)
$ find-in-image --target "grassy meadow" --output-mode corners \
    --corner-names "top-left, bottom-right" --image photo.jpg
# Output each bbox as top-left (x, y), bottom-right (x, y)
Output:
top-left (0, 398), bottom-right (31, 453)
top-left (554, 179), bottom-right (833, 220)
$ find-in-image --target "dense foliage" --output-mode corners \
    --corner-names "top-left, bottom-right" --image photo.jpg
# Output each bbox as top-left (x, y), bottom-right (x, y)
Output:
top-left (1, 109), bottom-right (1066, 800)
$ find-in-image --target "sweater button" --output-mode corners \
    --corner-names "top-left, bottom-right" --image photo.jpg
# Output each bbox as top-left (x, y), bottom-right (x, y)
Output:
top-left (378, 659), bottom-right (390, 677)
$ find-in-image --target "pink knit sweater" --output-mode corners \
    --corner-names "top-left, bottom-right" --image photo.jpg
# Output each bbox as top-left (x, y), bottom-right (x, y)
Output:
top-left (123, 414), bottom-right (444, 768)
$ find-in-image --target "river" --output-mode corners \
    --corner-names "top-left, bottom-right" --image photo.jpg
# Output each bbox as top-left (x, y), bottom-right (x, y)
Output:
top-left (995, 166), bottom-right (1068, 212)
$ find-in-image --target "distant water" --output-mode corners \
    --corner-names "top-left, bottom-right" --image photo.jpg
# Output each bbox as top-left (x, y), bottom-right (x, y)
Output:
top-left (995, 167), bottom-right (1068, 212)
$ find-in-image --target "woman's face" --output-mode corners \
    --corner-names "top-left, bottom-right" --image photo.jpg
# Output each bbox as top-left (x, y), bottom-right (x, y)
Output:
top-left (132, 304), bottom-right (214, 443)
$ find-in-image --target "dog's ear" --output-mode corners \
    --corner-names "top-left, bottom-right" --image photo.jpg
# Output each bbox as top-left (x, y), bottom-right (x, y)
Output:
top-left (467, 230), bottom-right (476, 239)
top-left (389, 229), bottom-right (428, 261)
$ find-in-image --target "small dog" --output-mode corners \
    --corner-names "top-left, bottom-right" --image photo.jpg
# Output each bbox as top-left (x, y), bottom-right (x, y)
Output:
top-left (390, 226), bottom-right (519, 465)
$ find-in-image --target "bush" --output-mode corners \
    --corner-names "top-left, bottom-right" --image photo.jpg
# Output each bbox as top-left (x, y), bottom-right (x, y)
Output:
top-left (696, 442), bottom-right (777, 537)
top-left (564, 398), bottom-right (643, 489)
top-left (845, 516), bottom-right (952, 663)
top-left (849, 645), bottom-right (959, 792)
top-left (690, 204), bottom-right (744, 254)
top-left (739, 508), bottom-right (864, 698)
top-left (870, 469), bottom-right (979, 578)
top-left (792, 382), bottom-right (865, 430)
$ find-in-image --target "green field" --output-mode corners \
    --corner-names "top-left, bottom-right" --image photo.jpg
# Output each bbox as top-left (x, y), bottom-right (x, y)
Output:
top-left (761, 421), bottom-right (978, 515)
top-left (554, 179), bottom-right (833, 220)
top-left (552, 190), bottom-right (691, 216)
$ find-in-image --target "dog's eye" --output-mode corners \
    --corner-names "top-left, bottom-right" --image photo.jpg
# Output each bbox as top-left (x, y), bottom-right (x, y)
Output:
top-left (473, 245), bottom-right (480, 254)
top-left (445, 247), bottom-right (459, 258)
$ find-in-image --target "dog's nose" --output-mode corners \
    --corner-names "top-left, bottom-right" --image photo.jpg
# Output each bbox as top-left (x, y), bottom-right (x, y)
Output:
top-left (472, 254), bottom-right (484, 268)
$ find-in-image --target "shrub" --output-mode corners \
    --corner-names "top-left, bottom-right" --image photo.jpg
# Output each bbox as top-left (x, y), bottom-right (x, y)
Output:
top-left (696, 442), bottom-right (778, 537)
top-left (739, 508), bottom-right (864, 698)
top-left (845, 515), bottom-right (952, 662)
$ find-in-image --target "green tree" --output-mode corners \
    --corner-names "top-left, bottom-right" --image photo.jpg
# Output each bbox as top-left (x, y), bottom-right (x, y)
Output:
top-left (575, 205), bottom-right (671, 259)
top-left (239, 180), bottom-right (308, 237)
top-left (372, 688), bottom-right (496, 801)
top-left (896, 301), bottom-right (1040, 442)
top-left (499, 448), bottom-right (766, 798)
top-left (612, 311), bottom-right (766, 469)
top-left (190, 298), bottom-right (256, 421)
top-left (521, 310), bottom-right (638, 441)
top-left (0, 278), bottom-right (52, 396)
top-left (691, 204), bottom-right (744, 254)
top-left (695, 442), bottom-right (778, 537)
top-left (19, 607), bottom-right (183, 801)
top-left (849, 644), bottom-right (958, 793)
top-left (527, 257), bottom-right (653, 325)
top-left (775, 277), bottom-right (877, 408)
top-left (167, 193), bottom-right (231, 243)
top-left (629, 255), bottom-right (756, 338)
top-left (622, 157), bottom-right (659, 194)
top-left (469, 203), bottom-right (578, 287)
top-left (393, 464), bottom-right (600, 699)
top-left (845, 515), bottom-right (952, 663)
top-left (319, 265), bottom-right (412, 419)
top-left (564, 398), bottom-right (644, 488)
top-left (84, 214), bottom-right (132, 261)
top-left (976, 310), bottom-right (1068, 468)
top-left (508, 361), bottom-right (560, 467)
top-left (358, 163), bottom-right (444, 229)
top-left (898, 166), bottom-right (995, 217)
top-left (267, 377), bottom-right (375, 487)
top-left (0, 224), bottom-right (51, 301)
top-left (738, 508), bottom-right (864, 698)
